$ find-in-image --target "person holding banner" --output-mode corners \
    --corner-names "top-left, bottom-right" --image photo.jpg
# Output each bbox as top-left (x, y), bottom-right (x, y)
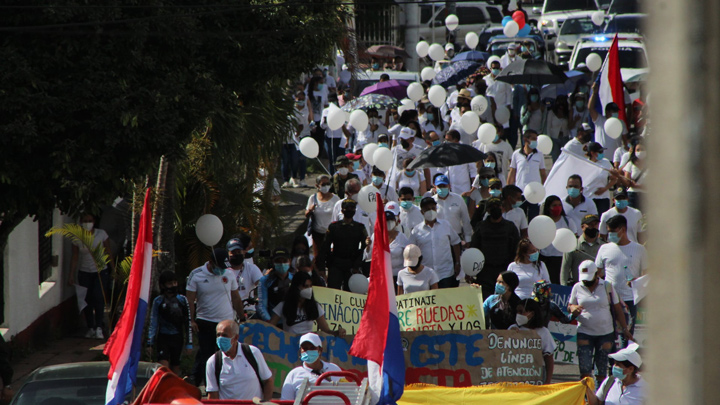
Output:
top-left (509, 298), bottom-right (556, 385)
top-left (397, 244), bottom-right (439, 295)
top-left (509, 239), bottom-right (551, 299)
top-left (281, 333), bottom-right (343, 401)
top-left (583, 142), bottom-right (616, 215)
top-left (483, 271), bottom-right (521, 330)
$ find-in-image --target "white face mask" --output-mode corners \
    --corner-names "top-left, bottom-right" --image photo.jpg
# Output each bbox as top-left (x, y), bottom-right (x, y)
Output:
top-left (337, 167), bottom-right (349, 176)
top-left (635, 151), bottom-right (646, 160)
top-left (319, 185), bottom-right (331, 193)
top-left (515, 314), bottom-right (529, 326)
top-left (423, 210), bottom-right (437, 222)
top-left (387, 220), bottom-right (396, 230)
top-left (299, 287), bottom-right (313, 300)
top-left (82, 222), bottom-right (94, 231)
top-left (370, 117), bottom-right (379, 125)
top-left (350, 193), bottom-right (359, 202)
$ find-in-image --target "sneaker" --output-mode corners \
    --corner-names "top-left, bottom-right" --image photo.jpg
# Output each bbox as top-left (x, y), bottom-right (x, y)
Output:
top-left (94, 327), bottom-right (104, 340)
top-left (297, 180), bottom-right (308, 188)
top-left (85, 329), bottom-right (96, 339)
top-left (291, 178), bottom-right (300, 188)
top-left (281, 181), bottom-right (291, 188)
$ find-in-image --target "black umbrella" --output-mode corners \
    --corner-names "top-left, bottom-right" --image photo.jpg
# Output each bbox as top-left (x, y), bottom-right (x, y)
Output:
top-left (407, 143), bottom-right (487, 170)
top-left (495, 59), bottom-right (568, 88)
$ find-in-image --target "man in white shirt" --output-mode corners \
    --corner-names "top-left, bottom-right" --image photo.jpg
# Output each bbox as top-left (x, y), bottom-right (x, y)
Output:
top-left (433, 174), bottom-right (473, 243)
top-left (485, 60), bottom-right (513, 121)
top-left (563, 123), bottom-right (593, 156)
top-left (187, 249), bottom-right (244, 386)
top-left (562, 174), bottom-right (599, 227)
top-left (370, 166), bottom-right (399, 203)
top-left (226, 239), bottom-right (263, 312)
top-left (398, 187), bottom-right (424, 237)
top-left (205, 320), bottom-right (273, 401)
top-left (598, 188), bottom-right (644, 243)
top-left (393, 127), bottom-right (424, 171)
top-left (595, 215), bottom-right (648, 340)
top-left (281, 333), bottom-right (342, 401)
top-left (507, 130), bottom-right (546, 220)
top-left (410, 197), bottom-right (462, 288)
top-left (589, 82), bottom-right (626, 159)
top-left (499, 43), bottom-right (519, 68)
top-left (441, 130), bottom-right (477, 195)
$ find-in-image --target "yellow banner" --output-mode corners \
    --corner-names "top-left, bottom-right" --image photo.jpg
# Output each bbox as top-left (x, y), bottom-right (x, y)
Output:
top-left (398, 379), bottom-right (592, 405)
top-left (313, 286), bottom-right (485, 335)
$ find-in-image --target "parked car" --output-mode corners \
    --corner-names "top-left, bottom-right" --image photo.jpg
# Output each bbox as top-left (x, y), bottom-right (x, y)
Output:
top-left (487, 35), bottom-right (546, 60)
top-left (553, 16), bottom-right (605, 66)
top-left (534, 0), bottom-right (599, 47)
top-left (602, 13), bottom-right (645, 36)
top-left (567, 35), bottom-right (648, 81)
top-left (418, 2), bottom-right (504, 44)
top-left (10, 361), bottom-right (161, 405)
top-left (478, 26), bottom-right (505, 51)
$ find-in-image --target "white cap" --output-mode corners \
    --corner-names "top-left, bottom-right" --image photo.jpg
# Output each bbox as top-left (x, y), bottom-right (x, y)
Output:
top-left (578, 260), bottom-right (598, 281)
top-left (608, 343), bottom-right (642, 368)
top-left (399, 127), bottom-right (414, 140)
top-left (299, 333), bottom-right (322, 348)
top-left (385, 201), bottom-right (400, 217)
top-left (403, 244), bottom-right (422, 267)
top-left (445, 43), bottom-right (455, 51)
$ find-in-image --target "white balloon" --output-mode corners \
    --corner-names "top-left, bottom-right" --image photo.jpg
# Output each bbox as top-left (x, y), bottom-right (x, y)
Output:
top-left (358, 185), bottom-right (380, 213)
top-left (299, 137), bottom-right (319, 159)
top-left (398, 98), bottom-right (414, 115)
top-left (461, 248), bottom-right (485, 277)
top-left (428, 43), bottom-right (445, 61)
top-left (363, 143), bottom-right (378, 165)
top-left (586, 53), bottom-right (602, 72)
top-left (421, 66), bottom-right (436, 81)
top-left (428, 85), bottom-right (447, 107)
top-left (339, 70), bottom-right (351, 84)
top-left (471, 95), bottom-right (488, 114)
top-left (373, 147), bottom-right (394, 172)
top-left (336, 54), bottom-right (345, 67)
top-left (528, 215), bottom-right (557, 250)
top-left (536, 135), bottom-right (553, 155)
top-left (503, 20), bottom-right (519, 38)
top-left (349, 274), bottom-right (369, 294)
top-left (591, 10), bottom-right (605, 26)
top-left (523, 181), bottom-right (546, 204)
top-left (416, 41), bottom-right (430, 58)
top-left (486, 55), bottom-right (501, 70)
top-left (195, 214), bottom-right (223, 246)
top-left (349, 110), bottom-right (369, 132)
top-left (477, 123), bottom-right (497, 144)
top-left (604, 117), bottom-right (623, 139)
top-left (461, 111), bottom-right (480, 134)
top-left (495, 105), bottom-right (510, 124)
top-left (407, 82), bottom-right (424, 102)
top-left (445, 14), bottom-right (459, 31)
top-left (465, 32), bottom-right (479, 49)
top-left (327, 105), bottom-right (345, 130)
top-left (553, 228), bottom-right (578, 253)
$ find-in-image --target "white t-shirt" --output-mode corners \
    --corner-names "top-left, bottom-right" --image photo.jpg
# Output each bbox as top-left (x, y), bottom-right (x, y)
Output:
top-left (624, 161), bottom-right (646, 192)
top-left (562, 198), bottom-right (598, 229)
top-left (395, 171), bottom-right (425, 197)
top-left (596, 375), bottom-right (647, 405)
top-left (599, 206), bottom-right (643, 242)
top-left (205, 345), bottom-right (273, 400)
top-left (307, 193), bottom-right (341, 234)
top-left (389, 233), bottom-right (411, 276)
top-left (546, 111), bottom-right (569, 139)
top-left (508, 261), bottom-right (551, 300)
top-left (539, 216), bottom-right (580, 257)
top-left (231, 264), bottom-right (264, 307)
top-left (422, 121), bottom-right (446, 138)
top-left (478, 140), bottom-right (514, 184)
top-left (441, 163), bottom-right (477, 195)
top-left (509, 325), bottom-right (557, 355)
top-left (273, 302), bottom-right (326, 334)
top-left (434, 192), bottom-right (473, 243)
top-left (569, 279), bottom-right (620, 336)
top-left (76, 228), bottom-right (109, 273)
top-left (281, 361), bottom-right (343, 400)
top-left (397, 266), bottom-right (440, 294)
top-left (187, 265), bottom-right (239, 322)
top-left (376, 183), bottom-right (399, 203)
top-left (595, 241), bottom-right (648, 302)
top-left (585, 158), bottom-right (614, 200)
top-left (509, 150), bottom-right (546, 192)
top-left (399, 205), bottom-right (424, 238)
top-left (613, 147), bottom-right (628, 167)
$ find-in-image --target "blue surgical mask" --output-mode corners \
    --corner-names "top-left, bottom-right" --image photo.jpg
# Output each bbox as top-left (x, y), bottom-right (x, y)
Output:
top-left (493, 135), bottom-right (500, 143)
top-left (529, 252), bottom-right (540, 262)
top-left (521, 46), bottom-right (528, 53)
top-left (492, 69), bottom-right (500, 76)
top-left (405, 170), bottom-right (416, 176)
top-left (317, 84), bottom-right (324, 90)
top-left (612, 365), bottom-right (627, 380)
top-left (300, 350), bottom-right (320, 363)
top-left (489, 189), bottom-right (502, 198)
top-left (611, 112), bottom-right (619, 118)
top-left (432, 140), bottom-right (441, 146)
top-left (378, 142), bottom-right (389, 148)
top-left (494, 283), bottom-right (506, 295)
top-left (597, 153), bottom-right (605, 160)
top-left (529, 140), bottom-right (538, 149)
top-left (484, 162), bottom-right (496, 169)
top-left (607, 232), bottom-right (620, 243)
top-left (480, 178), bottom-right (490, 187)
top-left (216, 337), bottom-right (233, 352)
top-left (400, 200), bottom-right (413, 210)
top-left (615, 199), bottom-right (629, 209)
top-left (567, 187), bottom-right (581, 198)
top-left (575, 100), bottom-right (585, 109)
top-left (275, 263), bottom-right (290, 273)
top-left (437, 187), bottom-right (450, 198)
top-left (372, 63), bottom-right (380, 70)
top-left (513, 201), bottom-right (523, 209)
top-left (246, 248), bottom-right (254, 255)
top-left (353, 161), bottom-right (360, 170)
top-left (530, 94), bottom-right (539, 103)
top-left (371, 176), bottom-right (383, 187)
top-left (212, 267), bottom-right (225, 276)
top-left (580, 86), bottom-right (589, 93)
top-left (427, 113), bottom-right (435, 121)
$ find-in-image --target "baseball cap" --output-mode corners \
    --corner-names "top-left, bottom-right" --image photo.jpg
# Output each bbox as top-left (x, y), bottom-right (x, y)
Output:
top-left (581, 122), bottom-right (592, 132)
top-left (399, 127), bottom-right (415, 140)
top-left (445, 43), bottom-right (455, 51)
top-left (335, 155), bottom-right (350, 166)
top-left (608, 344), bottom-right (642, 368)
top-left (403, 244), bottom-right (422, 267)
top-left (457, 89), bottom-right (472, 101)
top-left (578, 260), bottom-right (597, 281)
top-left (346, 153), bottom-right (361, 161)
top-left (435, 174), bottom-right (450, 186)
top-left (272, 247), bottom-right (290, 261)
top-left (385, 201), bottom-right (400, 217)
top-left (488, 178), bottom-right (502, 188)
top-left (299, 333), bottom-right (323, 348)
top-left (614, 187), bottom-right (629, 199)
top-left (586, 142), bottom-right (605, 153)
top-left (226, 238), bottom-right (244, 253)
top-left (508, 43), bottom-right (518, 50)
top-left (581, 214), bottom-right (600, 225)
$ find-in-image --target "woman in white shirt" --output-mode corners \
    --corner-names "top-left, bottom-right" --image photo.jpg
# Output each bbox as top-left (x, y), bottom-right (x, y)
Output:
top-left (509, 298), bottom-right (556, 385)
top-left (306, 174), bottom-right (340, 258)
top-left (585, 344), bottom-right (646, 405)
top-left (507, 239), bottom-right (551, 299)
top-left (421, 104), bottom-right (446, 138)
top-left (538, 195), bottom-right (580, 284)
top-left (397, 244), bottom-right (439, 295)
top-left (395, 157), bottom-right (427, 197)
top-left (621, 139), bottom-right (646, 211)
top-left (584, 142), bottom-right (617, 216)
top-left (366, 210), bottom-right (410, 283)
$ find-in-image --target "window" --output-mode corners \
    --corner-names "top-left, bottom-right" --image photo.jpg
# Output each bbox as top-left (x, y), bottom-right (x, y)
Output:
top-left (38, 215), bottom-right (53, 284)
top-left (458, 7), bottom-right (486, 25)
top-left (486, 7), bottom-right (503, 24)
top-left (544, 0), bottom-right (598, 13)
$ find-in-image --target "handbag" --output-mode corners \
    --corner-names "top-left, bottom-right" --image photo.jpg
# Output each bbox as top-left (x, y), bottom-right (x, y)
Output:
top-left (306, 193), bottom-right (318, 236)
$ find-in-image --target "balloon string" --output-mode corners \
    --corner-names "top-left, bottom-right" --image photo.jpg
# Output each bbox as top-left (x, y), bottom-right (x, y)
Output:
top-left (294, 138), bottom-right (332, 176)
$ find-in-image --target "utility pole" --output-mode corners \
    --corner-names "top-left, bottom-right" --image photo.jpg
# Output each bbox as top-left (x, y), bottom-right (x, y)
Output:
top-left (405, 2), bottom-right (420, 71)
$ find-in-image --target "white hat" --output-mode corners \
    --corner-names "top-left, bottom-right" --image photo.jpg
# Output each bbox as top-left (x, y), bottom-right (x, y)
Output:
top-left (609, 343), bottom-right (642, 368)
top-left (385, 201), bottom-right (400, 217)
top-left (403, 244), bottom-right (422, 267)
top-left (445, 43), bottom-right (455, 51)
top-left (399, 127), bottom-right (414, 140)
top-left (299, 333), bottom-right (322, 348)
top-left (578, 260), bottom-right (598, 281)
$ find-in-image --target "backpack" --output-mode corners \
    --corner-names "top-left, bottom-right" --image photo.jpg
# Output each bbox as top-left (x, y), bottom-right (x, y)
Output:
top-left (158, 295), bottom-right (187, 327)
top-left (214, 343), bottom-right (262, 392)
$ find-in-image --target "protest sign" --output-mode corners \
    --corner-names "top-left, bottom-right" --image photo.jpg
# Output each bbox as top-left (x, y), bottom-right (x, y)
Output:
top-left (237, 320), bottom-right (545, 394)
top-left (314, 286), bottom-right (485, 334)
top-left (547, 284), bottom-right (578, 365)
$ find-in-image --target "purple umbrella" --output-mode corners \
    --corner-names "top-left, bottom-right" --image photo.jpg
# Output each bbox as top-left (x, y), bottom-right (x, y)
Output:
top-left (359, 79), bottom-right (410, 100)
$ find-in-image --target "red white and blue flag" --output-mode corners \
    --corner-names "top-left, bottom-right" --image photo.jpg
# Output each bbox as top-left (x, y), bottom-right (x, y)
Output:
top-left (104, 189), bottom-right (153, 405)
top-left (349, 194), bottom-right (405, 404)
top-left (594, 34), bottom-right (626, 122)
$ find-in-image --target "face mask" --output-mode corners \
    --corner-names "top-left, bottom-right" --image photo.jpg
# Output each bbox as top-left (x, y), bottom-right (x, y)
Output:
top-left (508, 50), bottom-right (516, 56)
top-left (529, 252), bottom-right (540, 262)
top-left (81, 222), bottom-right (94, 231)
top-left (582, 279), bottom-right (596, 288)
top-left (353, 161), bottom-right (360, 170)
top-left (615, 199), bottom-right (629, 209)
top-left (480, 178), bottom-right (490, 187)
top-left (494, 283), bottom-right (506, 295)
top-left (612, 365), bottom-right (628, 380)
top-left (212, 267), bottom-right (225, 276)
top-left (216, 336), bottom-right (233, 352)
top-left (488, 206), bottom-right (503, 219)
top-left (275, 263), bottom-right (290, 273)
top-left (245, 248), bottom-right (255, 258)
top-left (405, 170), bottom-right (416, 176)
top-left (301, 349), bottom-right (320, 364)
top-left (372, 63), bottom-right (380, 70)
top-left (317, 84), bottom-right (324, 90)
top-left (521, 46), bottom-right (528, 53)
top-left (513, 201), bottom-right (523, 209)
top-left (529, 140), bottom-right (538, 149)
top-left (489, 189), bottom-right (502, 198)
top-left (370, 117), bottom-right (379, 125)
top-left (550, 206), bottom-right (563, 217)
top-left (567, 187), bottom-right (581, 198)
top-left (295, 101), bottom-right (305, 108)
top-left (432, 140), bottom-right (441, 146)
top-left (400, 200), bottom-right (413, 211)
top-left (437, 187), bottom-right (449, 198)
top-left (611, 112), bottom-right (619, 118)
top-left (608, 232), bottom-right (621, 243)
top-left (427, 113), bottom-right (435, 121)
top-left (423, 210), bottom-right (437, 222)
top-left (320, 185), bottom-right (331, 193)
top-left (229, 256), bottom-right (244, 266)
top-left (635, 151), bottom-right (646, 160)
top-left (491, 69), bottom-right (501, 76)
top-left (484, 162), bottom-right (496, 169)
top-left (584, 227), bottom-right (599, 239)
top-left (378, 142), bottom-right (389, 148)
top-left (515, 314), bottom-right (529, 326)
top-left (494, 135), bottom-right (500, 143)
top-left (400, 139), bottom-right (410, 149)
top-left (371, 176), bottom-right (383, 187)
top-left (530, 94), bottom-right (539, 103)
top-left (299, 287), bottom-right (313, 300)
top-left (575, 100), bottom-right (585, 109)
top-left (337, 167), bottom-right (349, 176)
top-left (597, 153), bottom-right (605, 160)
top-left (386, 220), bottom-right (397, 231)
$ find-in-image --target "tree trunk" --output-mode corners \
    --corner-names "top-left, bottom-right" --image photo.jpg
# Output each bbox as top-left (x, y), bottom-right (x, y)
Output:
top-left (152, 156), bottom-right (177, 293)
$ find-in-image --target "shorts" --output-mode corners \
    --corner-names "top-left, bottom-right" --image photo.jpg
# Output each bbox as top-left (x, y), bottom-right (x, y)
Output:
top-left (156, 333), bottom-right (184, 367)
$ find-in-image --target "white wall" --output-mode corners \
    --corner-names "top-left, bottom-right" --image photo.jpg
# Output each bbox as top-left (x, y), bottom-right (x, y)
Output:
top-left (1, 211), bottom-right (75, 339)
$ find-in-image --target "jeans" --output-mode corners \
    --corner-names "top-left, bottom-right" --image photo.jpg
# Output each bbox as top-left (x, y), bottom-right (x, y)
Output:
top-left (438, 275), bottom-right (459, 289)
top-left (576, 331), bottom-right (615, 379)
top-left (78, 269), bottom-right (108, 329)
top-left (191, 318), bottom-right (218, 385)
top-left (325, 137), bottom-right (345, 175)
top-left (281, 144), bottom-right (299, 182)
top-left (620, 300), bottom-right (638, 348)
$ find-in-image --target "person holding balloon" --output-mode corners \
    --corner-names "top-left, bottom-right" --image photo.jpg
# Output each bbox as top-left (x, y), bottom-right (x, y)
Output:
top-left (538, 195), bottom-right (580, 284)
top-left (507, 130), bottom-right (546, 220)
top-left (589, 82), bottom-right (626, 159)
top-left (508, 238), bottom-right (551, 299)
